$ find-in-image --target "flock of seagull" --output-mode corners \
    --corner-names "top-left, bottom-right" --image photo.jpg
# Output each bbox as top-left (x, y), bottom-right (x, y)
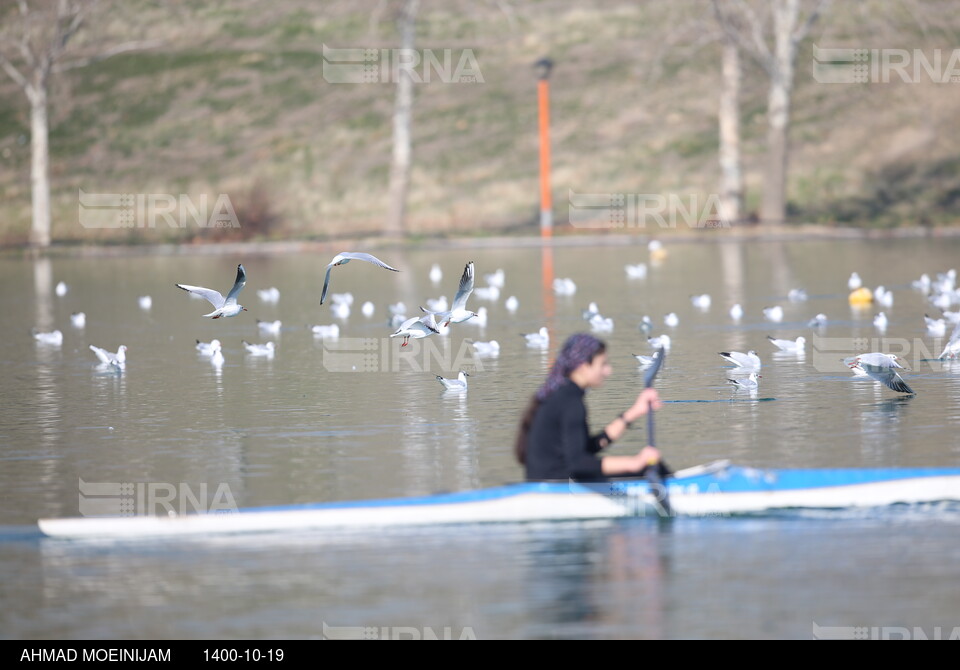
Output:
top-left (30, 243), bottom-right (960, 398)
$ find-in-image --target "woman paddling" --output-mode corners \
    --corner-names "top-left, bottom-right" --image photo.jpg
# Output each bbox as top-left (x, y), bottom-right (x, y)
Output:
top-left (516, 332), bottom-right (668, 482)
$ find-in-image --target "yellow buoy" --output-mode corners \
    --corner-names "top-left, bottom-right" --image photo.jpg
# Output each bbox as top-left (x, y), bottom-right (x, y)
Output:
top-left (848, 287), bottom-right (873, 306)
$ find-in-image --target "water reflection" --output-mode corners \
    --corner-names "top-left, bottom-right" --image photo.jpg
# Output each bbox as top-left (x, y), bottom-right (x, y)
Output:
top-left (522, 522), bottom-right (669, 639)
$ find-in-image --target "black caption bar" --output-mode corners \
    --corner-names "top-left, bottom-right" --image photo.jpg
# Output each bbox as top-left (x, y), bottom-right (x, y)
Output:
top-left (10, 642), bottom-right (304, 662)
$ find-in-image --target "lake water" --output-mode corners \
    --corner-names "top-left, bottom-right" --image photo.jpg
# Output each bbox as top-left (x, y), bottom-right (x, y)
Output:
top-left (2, 236), bottom-right (960, 639)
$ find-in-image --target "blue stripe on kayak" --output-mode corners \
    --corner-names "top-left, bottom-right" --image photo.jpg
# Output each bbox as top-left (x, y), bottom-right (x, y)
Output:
top-left (235, 466), bottom-right (960, 515)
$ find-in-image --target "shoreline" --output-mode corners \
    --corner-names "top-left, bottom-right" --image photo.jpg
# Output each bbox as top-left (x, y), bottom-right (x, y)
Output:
top-left (4, 223), bottom-right (960, 258)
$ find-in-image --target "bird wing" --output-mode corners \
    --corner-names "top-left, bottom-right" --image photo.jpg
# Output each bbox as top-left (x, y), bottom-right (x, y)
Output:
top-left (861, 363), bottom-right (914, 393)
top-left (940, 320), bottom-right (960, 358)
top-left (225, 264), bottom-right (247, 305)
top-left (451, 261), bottom-right (475, 312)
top-left (176, 284), bottom-right (225, 309)
top-left (319, 265), bottom-right (334, 305)
top-left (89, 345), bottom-right (112, 364)
top-left (342, 252), bottom-right (400, 272)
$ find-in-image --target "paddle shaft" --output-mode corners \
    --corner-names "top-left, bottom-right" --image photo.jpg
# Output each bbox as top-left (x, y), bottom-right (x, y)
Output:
top-left (643, 348), bottom-right (671, 517)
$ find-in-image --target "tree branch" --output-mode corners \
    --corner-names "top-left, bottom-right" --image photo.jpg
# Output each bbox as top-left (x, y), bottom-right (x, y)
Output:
top-left (714, 0), bottom-right (776, 77)
top-left (0, 51), bottom-right (31, 91)
top-left (792, 0), bottom-right (831, 44)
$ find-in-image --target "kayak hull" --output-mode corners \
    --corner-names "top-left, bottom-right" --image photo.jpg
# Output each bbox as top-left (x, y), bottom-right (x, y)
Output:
top-left (37, 463), bottom-right (960, 539)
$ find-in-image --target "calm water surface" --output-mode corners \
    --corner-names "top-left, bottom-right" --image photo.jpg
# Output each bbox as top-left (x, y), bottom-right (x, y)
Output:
top-left (2, 237), bottom-right (960, 639)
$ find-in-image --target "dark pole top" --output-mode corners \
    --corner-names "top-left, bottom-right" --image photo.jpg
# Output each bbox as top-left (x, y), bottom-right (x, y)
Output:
top-left (534, 57), bottom-right (553, 80)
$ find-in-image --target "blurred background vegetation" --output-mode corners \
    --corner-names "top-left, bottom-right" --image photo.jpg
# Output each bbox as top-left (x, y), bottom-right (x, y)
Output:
top-left (0, 0), bottom-right (958, 246)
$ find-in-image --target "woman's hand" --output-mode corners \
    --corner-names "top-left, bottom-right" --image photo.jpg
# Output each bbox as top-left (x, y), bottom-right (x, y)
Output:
top-left (633, 446), bottom-right (661, 471)
top-left (625, 388), bottom-right (662, 422)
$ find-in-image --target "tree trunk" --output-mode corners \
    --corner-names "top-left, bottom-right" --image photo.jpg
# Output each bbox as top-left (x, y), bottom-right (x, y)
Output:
top-left (28, 85), bottom-right (52, 247)
top-left (718, 39), bottom-right (742, 224)
top-left (384, 0), bottom-right (419, 239)
top-left (761, 0), bottom-right (799, 225)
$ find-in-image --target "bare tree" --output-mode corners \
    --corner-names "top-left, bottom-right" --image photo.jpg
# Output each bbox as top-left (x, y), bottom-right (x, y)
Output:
top-left (712, 1), bottom-right (744, 224)
top-left (715, 0), bottom-right (831, 224)
top-left (384, 0), bottom-right (420, 239)
top-left (0, 0), bottom-right (159, 248)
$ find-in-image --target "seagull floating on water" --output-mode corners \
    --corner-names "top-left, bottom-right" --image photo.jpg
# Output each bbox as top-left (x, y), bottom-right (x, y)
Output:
top-left (55, 281), bottom-right (68, 297)
top-left (589, 313), bottom-right (614, 333)
top-left (763, 306), bottom-right (784, 323)
top-left (257, 287), bottom-right (280, 303)
top-left (808, 313), bottom-right (828, 328)
top-left (484, 269), bottom-right (505, 289)
top-left (320, 252), bottom-right (400, 305)
top-left (257, 319), bottom-right (282, 335)
top-left (90, 344), bottom-right (126, 368)
top-left (845, 353), bottom-right (914, 394)
top-left (70, 312), bottom-right (86, 329)
top-left (437, 371), bottom-right (470, 391)
top-left (728, 372), bottom-right (761, 392)
top-left (874, 312), bottom-right (888, 331)
top-left (138, 296), bottom-right (152, 310)
top-left (176, 264), bottom-right (247, 319)
top-left (848, 272), bottom-right (862, 290)
top-left (468, 339), bottom-right (500, 357)
top-left (874, 286), bottom-right (893, 308)
top-left (33, 329), bottom-right (63, 346)
top-left (429, 264), bottom-right (443, 284)
top-left (638, 316), bottom-right (654, 334)
top-left (310, 324), bottom-right (340, 339)
top-left (925, 314), bottom-right (947, 338)
top-left (729, 304), bottom-right (744, 321)
top-left (664, 313), bottom-right (679, 328)
top-left (787, 288), bottom-right (808, 302)
top-left (209, 341), bottom-right (224, 368)
top-left (242, 340), bottom-right (276, 357)
top-left (196, 339), bottom-right (221, 356)
top-left (767, 335), bottom-right (805, 353)
top-left (523, 327), bottom-right (550, 348)
top-left (625, 263), bottom-right (648, 279)
top-left (553, 278), bottom-right (577, 296)
top-left (719, 350), bottom-right (761, 369)
top-left (582, 302), bottom-right (601, 321)
top-left (648, 334), bottom-right (671, 351)
top-left (691, 294), bottom-right (711, 310)
top-left (633, 350), bottom-right (661, 367)
top-left (505, 296), bottom-right (519, 313)
top-left (361, 301), bottom-right (375, 317)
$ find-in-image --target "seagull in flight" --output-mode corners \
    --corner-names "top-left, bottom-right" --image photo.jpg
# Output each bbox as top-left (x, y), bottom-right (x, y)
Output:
top-left (320, 252), bottom-right (400, 305)
top-left (390, 314), bottom-right (440, 347)
top-left (845, 353), bottom-right (915, 394)
top-left (421, 261), bottom-right (477, 327)
top-left (176, 264), bottom-right (247, 319)
top-left (718, 350), bottom-right (761, 369)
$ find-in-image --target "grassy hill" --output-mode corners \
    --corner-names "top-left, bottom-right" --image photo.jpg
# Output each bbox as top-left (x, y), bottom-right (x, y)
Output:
top-left (1, 0), bottom-right (959, 245)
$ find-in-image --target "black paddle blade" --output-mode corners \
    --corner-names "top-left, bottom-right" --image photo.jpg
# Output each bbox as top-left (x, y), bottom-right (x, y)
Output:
top-left (643, 347), bottom-right (666, 388)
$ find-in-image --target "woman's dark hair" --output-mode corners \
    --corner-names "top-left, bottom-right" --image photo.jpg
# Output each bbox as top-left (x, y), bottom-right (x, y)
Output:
top-left (515, 335), bottom-right (606, 465)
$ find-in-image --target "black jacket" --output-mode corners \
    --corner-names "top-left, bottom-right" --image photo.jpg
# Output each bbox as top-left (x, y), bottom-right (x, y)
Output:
top-left (524, 379), bottom-right (610, 481)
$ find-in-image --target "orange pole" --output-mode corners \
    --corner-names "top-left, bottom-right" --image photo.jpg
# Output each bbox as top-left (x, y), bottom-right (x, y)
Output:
top-left (538, 78), bottom-right (553, 239)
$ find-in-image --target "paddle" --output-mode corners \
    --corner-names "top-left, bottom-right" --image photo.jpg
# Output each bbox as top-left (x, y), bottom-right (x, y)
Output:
top-left (642, 346), bottom-right (671, 517)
